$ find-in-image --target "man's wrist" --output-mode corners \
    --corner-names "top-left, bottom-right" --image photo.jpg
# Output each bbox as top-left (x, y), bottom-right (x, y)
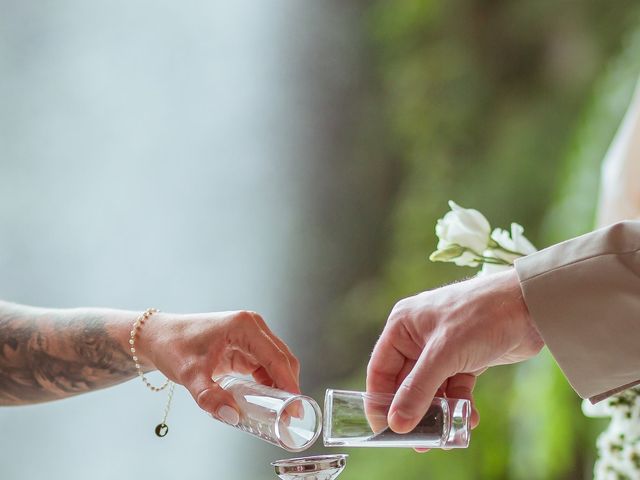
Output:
top-left (504, 268), bottom-right (543, 350)
top-left (505, 268), bottom-right (530, 319)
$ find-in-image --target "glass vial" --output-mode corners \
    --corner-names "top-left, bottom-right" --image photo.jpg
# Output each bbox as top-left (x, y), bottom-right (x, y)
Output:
top-left (323, 389), bottom-right (470, 449)
top-left (214, 375), bottom-right (322, 452)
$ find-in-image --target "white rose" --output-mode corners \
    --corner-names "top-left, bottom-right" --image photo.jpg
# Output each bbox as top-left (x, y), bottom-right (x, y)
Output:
top-left (435, 201), bottom-right (491, 256)
top-left (490, 223), bottom-right (537, 263)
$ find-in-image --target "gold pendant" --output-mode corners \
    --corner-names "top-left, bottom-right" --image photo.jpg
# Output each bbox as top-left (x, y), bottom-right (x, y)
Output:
top-left (155, 423), bottom-right (169, 437)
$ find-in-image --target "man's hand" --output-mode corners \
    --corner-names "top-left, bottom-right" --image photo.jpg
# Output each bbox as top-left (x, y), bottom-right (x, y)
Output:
top-left (366, 269), bottom-right (543, 435)
top-left (139, 310), bottom-right (300, 425)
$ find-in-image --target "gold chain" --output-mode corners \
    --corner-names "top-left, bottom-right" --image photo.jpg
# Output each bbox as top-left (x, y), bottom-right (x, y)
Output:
top-left (130, 308), bottom-right (175, 437)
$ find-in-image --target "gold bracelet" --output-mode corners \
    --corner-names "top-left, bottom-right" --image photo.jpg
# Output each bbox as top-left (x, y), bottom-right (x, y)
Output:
top-left (130, 308), bottom-right (175, 437)
top-left (130, 308), bottom-right (170, 391)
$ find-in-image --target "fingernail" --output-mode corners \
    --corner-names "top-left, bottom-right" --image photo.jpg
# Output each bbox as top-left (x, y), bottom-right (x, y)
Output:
top-left (217, 405), bottom-right (240, 426)
top-left (389, 409), bottom-right (412, 432)
top-left (391, 408), bottom-right (411, 421)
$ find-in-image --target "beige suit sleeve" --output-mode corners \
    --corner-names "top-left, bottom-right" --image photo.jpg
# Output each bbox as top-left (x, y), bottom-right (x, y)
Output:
top-left (515, 220), bottom-right (640, 403)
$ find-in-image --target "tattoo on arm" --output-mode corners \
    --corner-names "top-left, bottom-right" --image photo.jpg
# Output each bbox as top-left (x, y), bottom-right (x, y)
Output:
top-left (0, 303), bottom-right (135, 405)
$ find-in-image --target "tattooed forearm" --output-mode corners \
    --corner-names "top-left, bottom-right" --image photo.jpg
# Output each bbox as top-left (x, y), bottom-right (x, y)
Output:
top-left (0, 302), bottom-right (138, 405)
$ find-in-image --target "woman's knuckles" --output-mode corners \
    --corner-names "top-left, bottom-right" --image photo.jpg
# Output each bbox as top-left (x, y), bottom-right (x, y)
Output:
top-left (231, 310), bottom-right (260, 330)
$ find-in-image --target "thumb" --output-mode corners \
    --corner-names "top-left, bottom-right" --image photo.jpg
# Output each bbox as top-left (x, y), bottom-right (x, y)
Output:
top-left (388, 346), bottom-right (452, 434)
top-left (186, 373), bottom-right (241, 426)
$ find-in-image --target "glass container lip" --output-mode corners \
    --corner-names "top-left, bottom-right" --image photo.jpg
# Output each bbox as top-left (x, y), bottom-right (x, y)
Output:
top-left (274, 394), bottom-right (323, 452)
top-left (326, 389), bottom-right (396, 400)
top-left (325, 388), bottom-right (473, 404)
top-left (271, 454), bottom-right (348, 473)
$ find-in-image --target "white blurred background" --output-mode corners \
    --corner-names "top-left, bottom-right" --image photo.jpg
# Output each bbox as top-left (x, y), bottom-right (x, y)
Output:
top-left (0, 1), bottom-right (361, 478)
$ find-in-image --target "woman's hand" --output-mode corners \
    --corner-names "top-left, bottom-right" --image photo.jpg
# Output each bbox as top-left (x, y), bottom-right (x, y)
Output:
top-left (137, 310), bottom-right (300, 425)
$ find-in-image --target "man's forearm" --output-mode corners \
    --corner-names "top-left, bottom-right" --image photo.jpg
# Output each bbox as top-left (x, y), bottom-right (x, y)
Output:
top-left (0, 301), bottom-right (149, 405)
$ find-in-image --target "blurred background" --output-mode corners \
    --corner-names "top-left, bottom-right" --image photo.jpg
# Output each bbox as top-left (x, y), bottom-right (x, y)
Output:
top-left (1, 1), bottom-right (640, 479)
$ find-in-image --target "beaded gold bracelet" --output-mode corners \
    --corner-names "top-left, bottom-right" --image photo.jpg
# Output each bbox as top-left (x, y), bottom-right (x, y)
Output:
top-left (130, 308), bottom-right (176, 437)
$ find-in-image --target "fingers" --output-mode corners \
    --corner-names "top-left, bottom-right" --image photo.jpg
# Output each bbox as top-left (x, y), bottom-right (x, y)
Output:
top-left (445, 373), bottom-right (475, 399)
top-left (471, 406), bottom-right (480, 429)
top-left (248, 312), bottom-right (301, 380)
top-left (388, 343), bottom-right (452, 434)
top-left (363, 393), bottom-right (392, 435)
top-left (445, 373), bottom-right (480, 429)
top-left (367, 333), bottom-right (408, 395)
top-left (251, 366), bottom-right (273, 387)
top-left (367, 303), bottom-right (426, 396)
top-left (394, 358), bottom-right (416, 391)
top-left (411, 375), bottom-right (478, 454)
top-left (186, 372), bottom-right (240, 426)
top-left (250, 365), bottom-right (305, 418)
top-left (236, 313), bottom-right (300, 395)
top-left (249, 365), bottom-right (303, 422)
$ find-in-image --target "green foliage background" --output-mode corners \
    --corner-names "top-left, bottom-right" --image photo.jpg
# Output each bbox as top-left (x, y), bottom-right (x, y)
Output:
top-left (311, 2), bottom-right (640, 479)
